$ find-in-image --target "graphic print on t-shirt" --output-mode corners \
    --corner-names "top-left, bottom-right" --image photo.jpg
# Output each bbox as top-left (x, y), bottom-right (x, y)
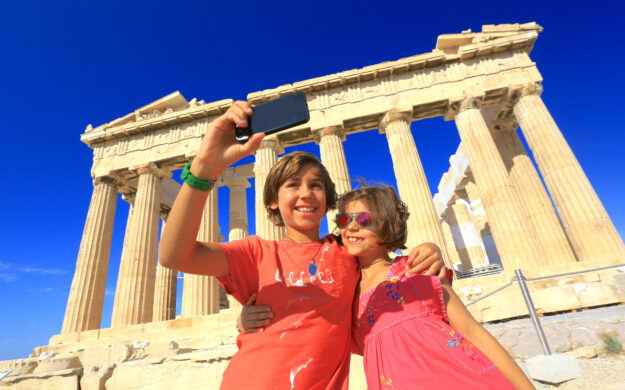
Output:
top-left (275, 244), bottom-right (335, 287)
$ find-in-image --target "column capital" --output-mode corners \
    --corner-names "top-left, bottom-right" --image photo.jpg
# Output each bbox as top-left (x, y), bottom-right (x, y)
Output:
top-left (517, 82), bottom-right (544, 99)
top-left (119, 185), bottom-right (136, 204)
top-left (449, 97), bottom-right (481, 117)
top-left (92, 175), bottom-right (117, 186)
top-left (452, 190), bottom-right (469, 204)
top-left (131, 163), bottom-right (172, 179)
top-left (311, 126), bottom-right (346, 144)
top-left (257, 136), bottom-right (284, 155)
top-left (93, 171), bottom-right (128, 188)
top-left (226, 179), bottom-right (251, 190)
top-left (379, 110), bottom-right (411, 133)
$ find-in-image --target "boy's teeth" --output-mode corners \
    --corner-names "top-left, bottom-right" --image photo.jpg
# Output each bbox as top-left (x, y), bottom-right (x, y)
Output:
top-left (297, 207), bottom-right (314, 212)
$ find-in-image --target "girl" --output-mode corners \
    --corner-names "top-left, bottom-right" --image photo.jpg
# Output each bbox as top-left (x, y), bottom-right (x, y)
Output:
top-left (242, 184), bottom-right (535, 389)
top-left (158, 101), bottom-right (446, 389)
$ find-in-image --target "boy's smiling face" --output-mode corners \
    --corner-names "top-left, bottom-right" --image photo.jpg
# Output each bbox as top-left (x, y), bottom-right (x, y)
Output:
top-left (270, 163), bottom-right (327, 242)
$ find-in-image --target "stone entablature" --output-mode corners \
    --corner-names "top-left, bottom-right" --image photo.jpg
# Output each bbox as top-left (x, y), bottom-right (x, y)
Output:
top-left (82, 23), bottom-right (543, 181)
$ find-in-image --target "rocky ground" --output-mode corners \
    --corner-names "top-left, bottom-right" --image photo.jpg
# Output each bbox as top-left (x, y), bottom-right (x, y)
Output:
top-left (484, 305), bottom-right (625, 389)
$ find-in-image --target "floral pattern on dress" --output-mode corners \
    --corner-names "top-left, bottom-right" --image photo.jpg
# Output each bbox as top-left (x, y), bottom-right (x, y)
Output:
top-left (380, 374), bottom-right (399, 390)
top-left (441, 324), bottom-right (488, 366)
top-left (382, 276), bottom-right (405, 304)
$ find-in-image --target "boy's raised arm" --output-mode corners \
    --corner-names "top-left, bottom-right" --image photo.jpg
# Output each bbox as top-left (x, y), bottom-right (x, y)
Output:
top-left (158, 101), bottom-right (265, 277)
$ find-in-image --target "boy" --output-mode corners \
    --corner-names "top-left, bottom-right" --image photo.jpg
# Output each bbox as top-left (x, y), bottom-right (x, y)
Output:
top-left (159, 101), bottom-right (445, 389)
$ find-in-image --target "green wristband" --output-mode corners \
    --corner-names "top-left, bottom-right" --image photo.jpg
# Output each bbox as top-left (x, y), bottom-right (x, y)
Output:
top-left (181, 162), bottom-right (215, 191)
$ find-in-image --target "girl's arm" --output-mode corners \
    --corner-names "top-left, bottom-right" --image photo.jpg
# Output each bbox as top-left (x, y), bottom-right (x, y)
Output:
top-left (158, 102), bottom-right (264, 277)
top-left (442, 281), bottom-right (535, 389)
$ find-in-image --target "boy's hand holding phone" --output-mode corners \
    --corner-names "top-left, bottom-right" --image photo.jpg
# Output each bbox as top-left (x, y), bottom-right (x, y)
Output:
top-left (189, 93), bottom-right (309, 183)
top-left (191, 101), bottom-right (265, 182)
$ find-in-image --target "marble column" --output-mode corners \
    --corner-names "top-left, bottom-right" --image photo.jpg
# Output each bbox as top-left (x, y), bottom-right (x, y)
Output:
top-left (513, 84), bottom-right (625, 264)
top-left (181, 188), bottom-right (221, 317)
top-left (379, 111), bottom-right (450, 257)
top-left (447, 194), bottom-right (489, 269)
top-left (254, 137), bottom-right (284, 240)
top-left (153, 210), bottom-right (177, 322)
top-left (461, 177), bottom-right (497, 265)
top-left (226, 179), bottom-right (250, 309)
top-left (490, 122), bottom-right (578, 265)
top-left (111, 165), bottom-right (170, 327)
top-left (453, 98), bottom-right (542, 270)
top-left (228, 180), bottom-right (250, 242)
top-left (440, 219), bottom-right (462, 270)
top-left (313, 126), bottom-right (352, 233)
top-left (62, 177), bottom-right (118, 334)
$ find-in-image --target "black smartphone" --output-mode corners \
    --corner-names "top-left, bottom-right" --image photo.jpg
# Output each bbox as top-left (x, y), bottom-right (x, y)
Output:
top-left (235, 92), bottom-right (310, 143)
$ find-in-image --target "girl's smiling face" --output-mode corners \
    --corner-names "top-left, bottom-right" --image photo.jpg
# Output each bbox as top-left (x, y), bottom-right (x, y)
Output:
top-left (340, 199), bottom-right (389, 261)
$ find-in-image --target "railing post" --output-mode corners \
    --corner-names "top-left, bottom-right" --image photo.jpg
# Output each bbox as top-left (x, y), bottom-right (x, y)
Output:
top-left (515, 269), bottom-right (552, 355)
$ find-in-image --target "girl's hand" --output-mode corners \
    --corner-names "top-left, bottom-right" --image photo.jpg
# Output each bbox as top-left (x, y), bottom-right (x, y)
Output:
top-left (236, 293), bottom-right (274, 333)
top-left (191, 101), bottom-right (265, 181)
top-left (405, 242), bottom-right (447, 278)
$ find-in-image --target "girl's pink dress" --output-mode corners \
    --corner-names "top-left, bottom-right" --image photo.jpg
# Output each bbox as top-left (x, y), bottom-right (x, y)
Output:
top-left (352, 257), bottom-right (514, 390)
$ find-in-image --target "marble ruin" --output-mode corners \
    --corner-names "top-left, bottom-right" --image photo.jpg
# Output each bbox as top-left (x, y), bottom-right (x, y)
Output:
top-left (2, 22), bottom-right (625, 389)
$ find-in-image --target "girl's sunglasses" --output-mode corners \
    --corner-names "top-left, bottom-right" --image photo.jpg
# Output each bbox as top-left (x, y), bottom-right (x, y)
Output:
top-left (336, 211), bottom-right (374, 229)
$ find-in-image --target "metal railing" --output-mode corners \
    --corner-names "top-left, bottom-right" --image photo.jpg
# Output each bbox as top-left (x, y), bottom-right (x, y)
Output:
top-left (463, 263), bottom-right (625, 355)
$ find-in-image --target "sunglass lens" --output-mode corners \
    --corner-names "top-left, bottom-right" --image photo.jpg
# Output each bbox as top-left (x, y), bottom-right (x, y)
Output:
top-left (337, 213), bottom-right (351, 228)
top-left (357, 212), bottom-right (373, 227)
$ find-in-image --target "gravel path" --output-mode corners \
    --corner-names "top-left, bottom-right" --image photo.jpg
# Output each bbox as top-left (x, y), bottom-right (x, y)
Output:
top-left (483, 305), bottom-right (625, 389)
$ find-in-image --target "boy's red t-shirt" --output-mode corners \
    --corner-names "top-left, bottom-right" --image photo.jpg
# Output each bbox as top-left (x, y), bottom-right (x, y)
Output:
top-left (216, 234), bottom-right (359, 390)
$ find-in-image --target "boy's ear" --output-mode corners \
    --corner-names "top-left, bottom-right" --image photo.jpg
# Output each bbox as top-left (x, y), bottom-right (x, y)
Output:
top-left (270, 201), bottom-right (279, 210)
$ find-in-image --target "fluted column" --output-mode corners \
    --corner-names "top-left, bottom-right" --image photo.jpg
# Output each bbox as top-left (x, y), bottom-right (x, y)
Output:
top-left (228, 180), bottom-right (250, 242)
top-left (254, 137), bottom-right (284, 240)
top-left (111, 165), bottom-right (170, 327)
top-left (181, 188), bottom-right (221, 317)
top-left (448, 195), bottom-right (489, 269)
top-left (153, 210), bottom-right (177, 321)
top-left (313, 126), bottom-right (352, 233)
top-left (226, 180), bottom-right (251, 309)
top-left (513, 84), bottom-right (625, 264)
top-left (491, 123), bottom-right (577, 265)
top-left (62, 177), bottom-right (118, 334)
top-left (440, 219), bottom-right (462, 270)
top-left (380, 111), bottom-right (449, 256)
top-left (462, 177), bottom-right (498, 265)
top-left (453, 98), bottom-right (542, 270)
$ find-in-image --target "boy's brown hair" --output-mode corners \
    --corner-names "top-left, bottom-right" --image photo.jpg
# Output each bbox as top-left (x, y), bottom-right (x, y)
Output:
top-left (263, 151), bottom-right (337, 226)
top-left (337, 184), bottom-right (409, 251)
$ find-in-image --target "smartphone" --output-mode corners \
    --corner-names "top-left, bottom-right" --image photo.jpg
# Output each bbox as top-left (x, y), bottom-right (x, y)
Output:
top-left (235, 92), bottom-right (310, 143)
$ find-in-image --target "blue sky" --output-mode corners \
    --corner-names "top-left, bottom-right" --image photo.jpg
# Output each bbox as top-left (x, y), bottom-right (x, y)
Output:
top-left (1, 1), bottom-right (624, 361)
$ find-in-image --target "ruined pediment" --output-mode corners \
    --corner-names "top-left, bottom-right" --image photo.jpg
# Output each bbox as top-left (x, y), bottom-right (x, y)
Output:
top-left (436, 22), bottom-right (543, 55)
top-left (85, 91), bottom-right (200, 134)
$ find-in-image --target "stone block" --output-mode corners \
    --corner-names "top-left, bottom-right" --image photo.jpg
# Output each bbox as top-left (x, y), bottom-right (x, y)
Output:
top-left (524, 354), bottom-right (582, 385)
top-left (80, 364), bottom-right (116, 390)
top-left (564, 345), bottom-right (597, 359)
top-left (168, 318), bottom-right (193, 329)
top-left (105, 353), bottom-right (232, 389)
top-left (0, 358), bottom-right (38, 376)
top-left (0, 367), bottom-right (81, 389)
top-left (33, 356), bottom-right (82, 374)
top-left (79, 344), bottom-right (132, 368)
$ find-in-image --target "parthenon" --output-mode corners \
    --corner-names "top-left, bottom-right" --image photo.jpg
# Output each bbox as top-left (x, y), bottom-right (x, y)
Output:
top-left (2, 22), bottom-right (624, 389)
